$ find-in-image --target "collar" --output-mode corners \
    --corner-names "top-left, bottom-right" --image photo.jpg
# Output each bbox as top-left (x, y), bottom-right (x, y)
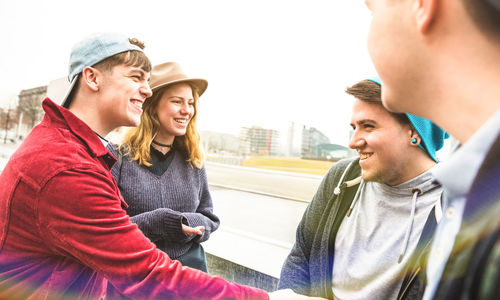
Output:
top-left (432, 108), bottom-right (500, 198)
top-left (42, 98), bottom-right (111, 159)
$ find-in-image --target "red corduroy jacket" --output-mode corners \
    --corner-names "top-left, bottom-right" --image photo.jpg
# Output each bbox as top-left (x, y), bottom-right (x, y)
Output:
top-left (0, 98), bottom-right (268, 300)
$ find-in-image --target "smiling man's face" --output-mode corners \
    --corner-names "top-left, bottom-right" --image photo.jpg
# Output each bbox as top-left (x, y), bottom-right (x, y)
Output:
top-left (349, 99), bottom-right (414, 186)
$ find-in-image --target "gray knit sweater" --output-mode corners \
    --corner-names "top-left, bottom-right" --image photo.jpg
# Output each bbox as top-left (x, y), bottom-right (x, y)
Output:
top-left (107, 145), bottom-right (220, 258)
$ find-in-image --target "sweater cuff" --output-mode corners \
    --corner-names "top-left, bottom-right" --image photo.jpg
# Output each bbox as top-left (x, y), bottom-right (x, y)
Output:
top-left (162, 210), bottom-right (186, 241)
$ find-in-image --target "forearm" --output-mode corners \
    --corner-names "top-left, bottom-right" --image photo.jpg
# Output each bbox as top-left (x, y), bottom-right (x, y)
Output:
top-left (39, 169), bottom-right (268, 300)
top-left (130, 208), bottom-right (186, 242)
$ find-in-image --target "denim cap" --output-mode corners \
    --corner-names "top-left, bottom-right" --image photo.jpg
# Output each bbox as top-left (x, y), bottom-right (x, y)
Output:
top-left (366, 76), bottom-right (449, 162)
top-left (61, 33), bottom-right (144, 108)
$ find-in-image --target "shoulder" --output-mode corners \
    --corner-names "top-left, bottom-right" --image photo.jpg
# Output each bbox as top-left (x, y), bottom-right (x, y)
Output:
top-left (323, 157), bottom-right (361, 184)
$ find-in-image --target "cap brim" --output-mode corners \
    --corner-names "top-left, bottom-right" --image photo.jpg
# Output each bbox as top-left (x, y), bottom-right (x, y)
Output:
top-left (152, 78), bottom-right (208, 97)
top-left (61, 75), bottom-right (79, 108)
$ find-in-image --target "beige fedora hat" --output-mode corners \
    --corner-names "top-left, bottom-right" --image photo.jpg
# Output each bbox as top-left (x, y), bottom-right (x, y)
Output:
top-left (149, 62), bottom-right (208, 96)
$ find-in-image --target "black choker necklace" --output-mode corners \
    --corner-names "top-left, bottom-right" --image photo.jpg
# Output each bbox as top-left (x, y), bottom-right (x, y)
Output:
top-left (152, 140), bottom-right (173, 148)
top-left (94, 131), bottom-right (109, 143)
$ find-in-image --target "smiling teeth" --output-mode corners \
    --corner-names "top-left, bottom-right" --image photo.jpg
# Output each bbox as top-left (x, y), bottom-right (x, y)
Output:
top-left (131, 100), bottom-right (143, 110)
top-left (359, 153), bottom-right (372, 160)
top-left (175, 119), bottom-right (187, 124)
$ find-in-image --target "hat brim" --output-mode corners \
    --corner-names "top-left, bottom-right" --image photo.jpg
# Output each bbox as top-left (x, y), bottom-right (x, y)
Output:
top-left (61, 75), bottom-right (79, 108)
top-left (151, 78), bottom-right (208, 97)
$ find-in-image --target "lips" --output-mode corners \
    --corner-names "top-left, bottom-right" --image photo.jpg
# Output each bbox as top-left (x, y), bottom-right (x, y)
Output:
top-left (130, 99), bottom-right (144, 112)
top-left (174, 118), bottom-right (188, 125)
top-left (358, 152), bottom-right (373, 160)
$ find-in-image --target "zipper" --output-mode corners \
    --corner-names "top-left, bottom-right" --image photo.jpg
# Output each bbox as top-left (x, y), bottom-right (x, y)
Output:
top-left (398, 266), bottom-right (421, 300)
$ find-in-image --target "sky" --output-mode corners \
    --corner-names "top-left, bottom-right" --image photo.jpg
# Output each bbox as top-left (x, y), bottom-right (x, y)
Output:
top-left (0, 0), bottom-right (375, 146)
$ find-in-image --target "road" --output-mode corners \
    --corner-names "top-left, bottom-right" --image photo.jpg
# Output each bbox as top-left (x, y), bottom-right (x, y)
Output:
top-left (205, 161), bottom-right (322, 202)
top-left (203, 163), bottom-right (325, 277)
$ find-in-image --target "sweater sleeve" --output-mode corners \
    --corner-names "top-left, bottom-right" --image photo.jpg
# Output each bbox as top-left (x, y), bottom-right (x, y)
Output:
top-left (38, 167), bottom-right (268, 300)
top-left (129, 208), bottom-right (187, 243)
top-left (181, 165), bottom-right (220, 243)
top-left (278, 159), bottom-right (351, 295)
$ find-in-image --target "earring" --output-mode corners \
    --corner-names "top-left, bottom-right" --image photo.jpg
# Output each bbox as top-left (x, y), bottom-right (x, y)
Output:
top-left (411, 138), bottom-right (418, 144)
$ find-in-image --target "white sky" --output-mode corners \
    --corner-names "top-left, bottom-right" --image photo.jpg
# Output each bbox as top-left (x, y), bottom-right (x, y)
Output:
top-left (0, 0), bottom-right (375, 146)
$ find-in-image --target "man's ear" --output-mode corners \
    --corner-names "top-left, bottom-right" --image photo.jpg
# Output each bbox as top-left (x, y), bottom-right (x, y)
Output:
top-left (81, 67), bottom-right (100, 92)
top-left (414, 0), bottom-right (438, 34)
top-left (409, 128), bottom-right (422, 146)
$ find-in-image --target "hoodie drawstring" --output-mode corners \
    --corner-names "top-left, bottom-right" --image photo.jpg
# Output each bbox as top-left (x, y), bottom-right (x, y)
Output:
top-left (334, 160), bottom-right (358, 196)
top-left (345, 176), bottom-right (363, 217)
top-left (398, 188), bottom-right (422, 263)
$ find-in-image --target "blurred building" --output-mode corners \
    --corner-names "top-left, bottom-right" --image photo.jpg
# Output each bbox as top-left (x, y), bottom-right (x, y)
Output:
top-left (301, 126), bottom-right (330, 158)
top-left (240, 126), bottom-right (280, 156)
top-left (201, 130), bottom-right (248, 155)
top-left (17, 86), bottom-right (47, 133)
top-left (285, 121), bottom-right (302, 157)
top-left (300, 126), bottom-right (355, 160)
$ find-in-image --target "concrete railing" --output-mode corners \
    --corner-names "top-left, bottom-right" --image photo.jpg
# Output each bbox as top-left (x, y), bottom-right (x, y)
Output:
top-left (207, 253), bottom-right (279, 292)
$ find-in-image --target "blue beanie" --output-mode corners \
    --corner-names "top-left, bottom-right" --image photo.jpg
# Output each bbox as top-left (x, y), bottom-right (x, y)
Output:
top-left (365, 76), bottom-right (449, 162)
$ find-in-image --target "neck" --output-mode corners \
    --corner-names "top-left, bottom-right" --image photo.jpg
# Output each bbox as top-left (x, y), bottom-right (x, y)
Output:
top-left (69, 96), bottom-right (114, 137)
top-left (151, 141), bottom-right (172, 155)
top-left (154, 131), bottom-right (175, 146)
top-left (152, 140), bottom-right (172, 148)
top-left (385, 152), bottom-right (436, 186)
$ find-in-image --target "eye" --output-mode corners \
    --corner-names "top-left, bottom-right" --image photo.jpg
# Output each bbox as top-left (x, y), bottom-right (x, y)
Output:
top-left (363, 124), bottom-right (375, 129)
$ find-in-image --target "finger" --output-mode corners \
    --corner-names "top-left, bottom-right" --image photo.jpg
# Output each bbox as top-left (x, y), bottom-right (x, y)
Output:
top-left (192, 228), bottom-right (203, 235)
top-left (183, 226), bottom-right (203, 235)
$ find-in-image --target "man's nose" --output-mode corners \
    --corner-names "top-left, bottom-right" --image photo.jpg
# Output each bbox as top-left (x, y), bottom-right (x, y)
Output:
top-left (141, 82), bottom-right (152, 98)
top-left (348, 132), bottom-right (365, 150)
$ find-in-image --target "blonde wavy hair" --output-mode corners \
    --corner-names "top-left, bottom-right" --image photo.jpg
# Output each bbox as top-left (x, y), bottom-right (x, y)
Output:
top-left (120, 82), bottom-right (204, 168)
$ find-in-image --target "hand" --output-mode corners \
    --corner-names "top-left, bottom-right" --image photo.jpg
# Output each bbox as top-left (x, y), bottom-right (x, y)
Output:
top-left (269, 289), bottom-right (327, 300)
top-left (182, 224), bottom-right (205, 236)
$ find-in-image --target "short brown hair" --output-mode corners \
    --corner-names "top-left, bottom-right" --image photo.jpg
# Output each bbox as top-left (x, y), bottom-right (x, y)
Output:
top-left (462, 0), bottom-right (500, 38)
top-left (345, 80), bottom-right (409, 125)
top-left (93, 37), bottom-right (152, 73)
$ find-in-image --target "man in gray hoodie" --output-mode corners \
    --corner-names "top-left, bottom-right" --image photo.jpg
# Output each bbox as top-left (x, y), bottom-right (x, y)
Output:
top-left (279, 78), bottom-right (448, 299)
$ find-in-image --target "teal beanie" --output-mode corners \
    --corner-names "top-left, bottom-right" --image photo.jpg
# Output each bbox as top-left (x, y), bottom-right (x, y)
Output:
top-left (365, 77), bottom-right (449, 162)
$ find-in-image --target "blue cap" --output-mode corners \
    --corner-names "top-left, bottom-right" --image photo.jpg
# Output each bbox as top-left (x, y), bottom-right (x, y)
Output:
top-left (62, 33), bottom-right (144, 108)
top-left (365, 76), bottom-right (449, 162)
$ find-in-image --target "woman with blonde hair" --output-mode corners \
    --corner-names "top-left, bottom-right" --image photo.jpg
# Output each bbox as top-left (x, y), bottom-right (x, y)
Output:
top-left (107, 62), bottom-right (218, 272)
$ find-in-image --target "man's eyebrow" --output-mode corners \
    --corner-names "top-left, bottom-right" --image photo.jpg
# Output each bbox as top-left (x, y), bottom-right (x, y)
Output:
top-left (350, 119), bottom-right (378, 128)
top-left (129, 68), bottom-right (147, 77)
top-left (358, 119), bottom-right (377, 125)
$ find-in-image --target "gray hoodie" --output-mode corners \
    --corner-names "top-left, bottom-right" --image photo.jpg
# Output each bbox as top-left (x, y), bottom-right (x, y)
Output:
top-left (332, 167), bottom-right (442, 300)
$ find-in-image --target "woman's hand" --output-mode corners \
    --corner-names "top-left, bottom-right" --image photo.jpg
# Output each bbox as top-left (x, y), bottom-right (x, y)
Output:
top-left (182, 224), bottom-right (205, 236)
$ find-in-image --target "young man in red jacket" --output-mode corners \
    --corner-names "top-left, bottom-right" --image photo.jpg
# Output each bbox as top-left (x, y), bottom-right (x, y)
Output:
top-left (0, 33), bottom-right (324, 300)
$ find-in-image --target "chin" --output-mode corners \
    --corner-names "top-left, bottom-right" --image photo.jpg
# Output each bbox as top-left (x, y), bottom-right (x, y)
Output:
top-left (125, 117), bottom-right (141, 127)
top-left (380, 86), bottom-right (408, 114)
top-left (381, 95), bottom-right (403, 114)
